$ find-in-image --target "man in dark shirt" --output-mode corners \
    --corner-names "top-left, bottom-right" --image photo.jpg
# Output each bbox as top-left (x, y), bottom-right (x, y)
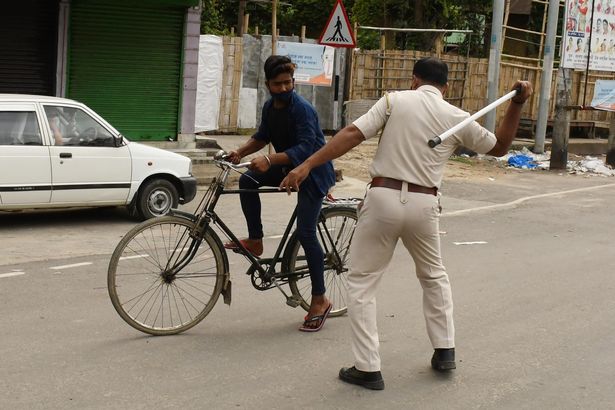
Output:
top-left (225, 55), bottom-right (337, 332)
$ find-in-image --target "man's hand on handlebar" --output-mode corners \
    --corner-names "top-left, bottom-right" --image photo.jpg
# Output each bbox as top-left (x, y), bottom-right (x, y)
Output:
top-left (227, 151), bottom-right (242, 164)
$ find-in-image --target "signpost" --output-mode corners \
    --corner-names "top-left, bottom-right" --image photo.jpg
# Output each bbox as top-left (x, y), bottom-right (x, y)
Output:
top-left (318, 0), bottom-right (355, 130)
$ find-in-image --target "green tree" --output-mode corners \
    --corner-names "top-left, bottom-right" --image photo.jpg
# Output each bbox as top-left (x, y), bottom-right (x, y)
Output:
top-left (351, 0), bottom-right (491, 55)
top-left (201, 0), bottom-right (356, 39)
top-left (200, 0), bottom-right (227, 35)
top-left (200, 0), bottom-right (491, 56)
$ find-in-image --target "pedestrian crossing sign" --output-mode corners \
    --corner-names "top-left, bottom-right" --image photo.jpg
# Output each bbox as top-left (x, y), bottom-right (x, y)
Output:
top-left (318, 0), bottom-right (355, 48)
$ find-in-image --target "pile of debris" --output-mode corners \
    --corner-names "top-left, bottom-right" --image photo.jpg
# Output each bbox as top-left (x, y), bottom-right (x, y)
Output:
top-left (475, 147), bottom-right (615, 177)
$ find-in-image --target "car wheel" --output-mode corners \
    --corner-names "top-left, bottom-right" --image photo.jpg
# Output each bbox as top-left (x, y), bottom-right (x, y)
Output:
top-left (135, 179), bottom-right (178, 220)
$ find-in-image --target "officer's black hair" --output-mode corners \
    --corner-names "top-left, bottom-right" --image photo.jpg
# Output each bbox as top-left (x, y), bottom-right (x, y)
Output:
top-left (264, 55), bottom-right (295, 80)
top-left (412, 57), bottom-right (448, 86)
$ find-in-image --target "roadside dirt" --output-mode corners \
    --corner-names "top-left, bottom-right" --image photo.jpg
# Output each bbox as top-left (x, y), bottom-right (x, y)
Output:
top-left (333, 139), bottom-right (515, 183)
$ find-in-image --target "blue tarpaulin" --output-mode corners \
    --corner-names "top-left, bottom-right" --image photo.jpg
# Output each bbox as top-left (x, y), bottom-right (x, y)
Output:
top-left (507, 154), bottom-right (538, 169)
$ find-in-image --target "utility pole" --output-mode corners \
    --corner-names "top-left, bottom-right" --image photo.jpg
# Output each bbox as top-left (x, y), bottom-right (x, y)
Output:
top-left (485, 0), bottom-right (505, 132)
top-left (607, 114), bottom-right (615, 167)
top-left (237, 0), bottom-right (246, 37)
top-left (550, 67), bottom-right (572, 169)
top-left (534, 0), bottom-right (560, 154)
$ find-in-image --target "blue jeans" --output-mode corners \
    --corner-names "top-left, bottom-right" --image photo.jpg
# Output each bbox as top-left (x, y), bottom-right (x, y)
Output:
top-left (239, 166), bottom-right (326, 296)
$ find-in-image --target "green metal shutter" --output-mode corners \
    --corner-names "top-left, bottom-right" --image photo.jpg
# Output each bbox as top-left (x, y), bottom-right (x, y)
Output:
top-left (68, 0), bottom-right (184, 140)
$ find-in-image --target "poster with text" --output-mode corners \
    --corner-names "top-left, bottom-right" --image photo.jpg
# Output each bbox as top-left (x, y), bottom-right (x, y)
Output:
top-left (277, 41), bottom-right (335, 87)
top-left (590, 79), bottom-right (615, 111)
top-left (562, 0), bottom-right (615, 72)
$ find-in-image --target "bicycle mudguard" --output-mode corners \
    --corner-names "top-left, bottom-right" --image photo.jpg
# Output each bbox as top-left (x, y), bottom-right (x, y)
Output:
top-left (168, 209), bottom-right (197, 222)
top-left (205, 227), bottom-right (232, 306)
top-left (222, 280), bottom-right (232, 305)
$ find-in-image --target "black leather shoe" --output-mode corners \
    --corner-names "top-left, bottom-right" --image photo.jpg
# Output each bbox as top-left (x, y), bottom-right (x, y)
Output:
top-left (431, 348), bottom-right (456, 371)
top-left (339, 366), bottom-right (385, 390)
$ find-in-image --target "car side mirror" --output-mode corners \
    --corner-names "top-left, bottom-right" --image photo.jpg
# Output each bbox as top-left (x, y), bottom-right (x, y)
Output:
top-left (115, 135), bottom-right (124, 147)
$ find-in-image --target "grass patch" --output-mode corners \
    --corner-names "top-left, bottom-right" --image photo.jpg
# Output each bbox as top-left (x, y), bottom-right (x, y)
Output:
top-left (237, 128), bottom-right (257, 135)
top-left (450, 156), bottom-right (474, 165)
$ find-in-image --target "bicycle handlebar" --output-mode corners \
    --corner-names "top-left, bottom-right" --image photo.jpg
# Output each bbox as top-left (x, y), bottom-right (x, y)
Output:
top-left (212, 150), bottom-right (252, 170)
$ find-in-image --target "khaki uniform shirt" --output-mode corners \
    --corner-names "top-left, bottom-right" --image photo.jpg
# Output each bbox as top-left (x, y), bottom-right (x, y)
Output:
top-left (353, 85), bottom-right (497, 189)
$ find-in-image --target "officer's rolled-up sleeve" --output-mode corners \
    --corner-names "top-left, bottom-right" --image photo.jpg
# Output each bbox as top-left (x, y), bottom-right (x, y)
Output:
top-left (457, 119), bottom-right (497, 155)
top-left (284, 104), bottom-right (317, 167)
top-left (353, 96), bottom-right (389, 140)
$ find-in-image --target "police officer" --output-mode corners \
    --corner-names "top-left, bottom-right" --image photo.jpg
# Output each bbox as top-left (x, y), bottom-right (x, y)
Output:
top-left (280, 57), bottom-right (533, 390)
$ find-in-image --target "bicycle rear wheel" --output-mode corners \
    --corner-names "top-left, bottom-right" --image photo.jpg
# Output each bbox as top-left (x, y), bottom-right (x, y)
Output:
top-left (108, 216), bottom-right (226, 335)
top-left (284, 207), bottom-right (357, 317)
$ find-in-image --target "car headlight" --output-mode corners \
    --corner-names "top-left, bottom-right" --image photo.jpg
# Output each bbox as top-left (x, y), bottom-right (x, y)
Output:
top-left (188, 160), bottom-right (193, 175)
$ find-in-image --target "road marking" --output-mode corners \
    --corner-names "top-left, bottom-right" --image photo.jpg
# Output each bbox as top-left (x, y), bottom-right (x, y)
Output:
top-left (453, 241), bottom-right (487, 245)
top-left (443, 183), bottom-right (615, 217)
top-left (119, 254), bottom-right (149, 260)
top-left (0, 271), bottom-right (25, 279)
top-left (50, 262), bottom-right (93, 270)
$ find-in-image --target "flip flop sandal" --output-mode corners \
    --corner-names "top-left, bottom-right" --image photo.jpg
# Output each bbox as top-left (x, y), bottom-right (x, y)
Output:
top-left (299, 304), bottom-right (333, 332)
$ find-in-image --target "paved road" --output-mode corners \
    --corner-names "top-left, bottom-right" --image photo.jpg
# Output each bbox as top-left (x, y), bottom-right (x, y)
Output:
top-left (1, 171), bottom-right (614, 409)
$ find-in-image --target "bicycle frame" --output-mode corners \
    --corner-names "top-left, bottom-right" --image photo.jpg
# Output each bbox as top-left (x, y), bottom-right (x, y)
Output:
top-left (211, 188), bottom-right (298, 281)
top-left (166, 158), bottom-right (354, 303)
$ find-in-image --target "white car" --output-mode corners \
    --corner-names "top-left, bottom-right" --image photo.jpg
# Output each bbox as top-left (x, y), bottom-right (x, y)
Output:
top-left (0, 94), bottom-right (197, 219)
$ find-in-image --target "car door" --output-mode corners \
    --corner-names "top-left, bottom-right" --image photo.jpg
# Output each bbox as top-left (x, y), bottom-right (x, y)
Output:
top-left (0, 102), bottom-right (52, 206)
top-left (44, 104), bottom-right (132, 205)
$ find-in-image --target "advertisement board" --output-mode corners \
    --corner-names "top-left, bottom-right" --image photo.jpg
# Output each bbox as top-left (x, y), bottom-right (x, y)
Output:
top-left (277, 41), bottom-right (335, 87)
top-left (590, 79), bottom-right (615, 111)
top-left (561, 0), bottom-right (615, 72)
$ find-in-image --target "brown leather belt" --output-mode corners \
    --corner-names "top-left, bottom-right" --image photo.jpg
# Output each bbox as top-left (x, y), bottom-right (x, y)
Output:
top-left (370, 177), bottom-right (437, 196)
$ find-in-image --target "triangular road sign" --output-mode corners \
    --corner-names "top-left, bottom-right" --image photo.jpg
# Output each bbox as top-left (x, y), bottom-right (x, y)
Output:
top-left (318, 0), bottom-right (355, 48)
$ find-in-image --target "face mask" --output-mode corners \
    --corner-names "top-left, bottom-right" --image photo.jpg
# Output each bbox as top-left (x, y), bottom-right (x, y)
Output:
top-left (271, 89), bottom-right (293, 103)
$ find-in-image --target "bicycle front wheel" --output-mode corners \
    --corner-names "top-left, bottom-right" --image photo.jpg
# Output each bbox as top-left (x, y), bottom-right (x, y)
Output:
top-left (284, 206), bottom-right (357, 317)
top-left (108, 216), bottom-right (226, 335)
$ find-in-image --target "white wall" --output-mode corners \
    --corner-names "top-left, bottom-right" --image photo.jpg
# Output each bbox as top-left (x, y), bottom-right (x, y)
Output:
top-left (194, 35), bottom-right (223, 132)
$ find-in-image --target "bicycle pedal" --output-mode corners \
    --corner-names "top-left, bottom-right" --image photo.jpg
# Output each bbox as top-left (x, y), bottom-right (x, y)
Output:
top-left (285, 297), bottom-right (300, 308)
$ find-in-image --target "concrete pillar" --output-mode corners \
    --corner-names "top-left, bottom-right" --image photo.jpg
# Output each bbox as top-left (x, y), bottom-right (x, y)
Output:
top-left (179, 5), bottom-right (201, 136)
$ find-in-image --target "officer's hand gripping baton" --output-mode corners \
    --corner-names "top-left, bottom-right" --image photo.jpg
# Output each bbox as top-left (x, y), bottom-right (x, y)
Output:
top-left (428, 86), bottom-right (521, 148)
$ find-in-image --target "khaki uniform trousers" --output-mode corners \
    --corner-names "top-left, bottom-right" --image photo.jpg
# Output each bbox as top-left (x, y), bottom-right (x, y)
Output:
top-left (348, 185), bottom-right (454, 372)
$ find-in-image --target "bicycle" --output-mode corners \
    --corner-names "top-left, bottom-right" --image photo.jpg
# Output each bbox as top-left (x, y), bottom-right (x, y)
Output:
top-left (107, 151), bottom-right (359, 335)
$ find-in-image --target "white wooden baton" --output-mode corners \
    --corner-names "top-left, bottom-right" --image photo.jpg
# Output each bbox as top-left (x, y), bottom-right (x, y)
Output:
top-left (428, 87), bottom-right (521, 148)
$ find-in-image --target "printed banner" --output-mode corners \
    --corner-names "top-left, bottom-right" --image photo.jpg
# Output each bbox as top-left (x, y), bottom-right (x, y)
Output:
top-left (277, 41), bottom-right (335, 87)
top-left (590, 79), bottom-right (615, 111)
top-left (561, 0), bottom-right (615, 72)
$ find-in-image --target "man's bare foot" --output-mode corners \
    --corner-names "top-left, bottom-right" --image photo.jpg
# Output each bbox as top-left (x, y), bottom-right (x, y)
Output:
top-left (299, 295), bottom-right (332, 332)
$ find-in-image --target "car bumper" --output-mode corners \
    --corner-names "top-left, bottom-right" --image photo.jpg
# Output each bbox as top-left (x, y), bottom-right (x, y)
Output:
top-left (179, 176), bottom-right (198, 204)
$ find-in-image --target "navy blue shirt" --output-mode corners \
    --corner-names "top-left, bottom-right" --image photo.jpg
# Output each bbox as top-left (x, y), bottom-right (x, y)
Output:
top-left (254, 91), bottom-right (336, 198)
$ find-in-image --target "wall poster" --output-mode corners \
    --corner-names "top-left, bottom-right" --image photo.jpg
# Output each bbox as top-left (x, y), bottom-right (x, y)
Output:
top-left (562, 0), bottom-right (615, 72)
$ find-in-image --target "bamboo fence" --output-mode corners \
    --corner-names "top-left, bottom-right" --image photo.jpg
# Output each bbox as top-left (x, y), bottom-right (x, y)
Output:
top-left (215, 34), bottom-right (614, 135)
top-left (218, 36), bottom-right (243, 132)
top-left (349, 48), bottom-right (615, 133)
